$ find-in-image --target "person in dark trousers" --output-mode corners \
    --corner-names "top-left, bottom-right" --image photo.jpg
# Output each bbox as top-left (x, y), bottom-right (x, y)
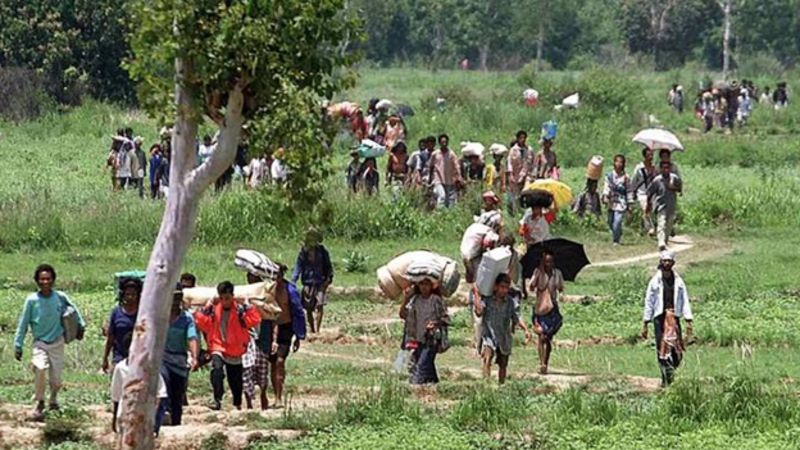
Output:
top-left (102, 279), bottom-right (141, 374)
top-left (158, 288), bottom-right (199, 425)
top-left (194, 281), bottom-right (261, 410)
top-left (641, 251), bottom-right (694, 387)
top-left (292, 228), bottom-right (334, 333)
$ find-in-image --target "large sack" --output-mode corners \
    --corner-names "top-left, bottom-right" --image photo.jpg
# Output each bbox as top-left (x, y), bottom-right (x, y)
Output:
top-left (460, 223), bottom-right (499, 261)
top-left (358, 139), bottom-right (386, 158)
top-left (460, 141), bottom-right (485, 157)
top-left (234, 249), bottom-right (280, 280)
top-left (376, 251), bottom-right (460, 299)
top-left (183, 282), bottom-right (282, 319)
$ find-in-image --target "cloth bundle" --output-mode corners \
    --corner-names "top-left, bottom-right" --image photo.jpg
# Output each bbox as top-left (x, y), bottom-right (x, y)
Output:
top-left (234, 249), bottom-right (281, 281)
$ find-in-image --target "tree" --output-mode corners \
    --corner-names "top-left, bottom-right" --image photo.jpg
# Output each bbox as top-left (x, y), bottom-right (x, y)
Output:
top-left (719, 0), bottom-right (733, 79)
top-left (119, 1), bottom-right (359, 448)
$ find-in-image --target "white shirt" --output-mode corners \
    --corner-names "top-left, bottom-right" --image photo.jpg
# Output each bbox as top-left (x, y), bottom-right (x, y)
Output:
top-left (520, 211), bottom-right (549, 245)
top-left (198, 143), bottom-right (216, 165)
top-left (643, 271), bottom-right (693, 322)
top-left (111, 360), bottom-right (167, 418)
top-left (460, 223), bottom-right (499, 261)
top-left (271, 159), bottom-right (288, 182)
top-left (248, 157), bottom-right (267, 188)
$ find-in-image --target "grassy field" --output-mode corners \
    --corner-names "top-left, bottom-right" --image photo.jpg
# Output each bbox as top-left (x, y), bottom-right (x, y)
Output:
top-left (1, 68), bottom-right (800, 449)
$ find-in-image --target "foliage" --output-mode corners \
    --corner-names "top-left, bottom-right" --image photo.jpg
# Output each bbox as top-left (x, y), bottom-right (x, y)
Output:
top-left (0, 0), bottom-right (134, 104)
top-left (0, 68), bottom-right (53, 122)
top-left (42, 406), bottom-right (91, 445)
top-left (199, 432), bottom-right (229, 450)
top-left (342, 250), bottom-right (370, 273)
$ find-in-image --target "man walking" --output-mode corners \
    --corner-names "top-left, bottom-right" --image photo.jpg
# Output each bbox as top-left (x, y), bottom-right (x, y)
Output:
top-left (427, 134), bottom-right (463, 209)
top-left (504, 130), bottom-right (530, 214)
top-left (159, 288), bottom-right (199, 425)
top-left (631, 147), bottom-right (657, 236)
top-left (15, 264), bottom-right (86, 420)
top-left (641, 251), bottom-right (694, 387)
top-left (602, 154), bottom-right (633, 245)
top-left (647, 161), bottom-right (683, 250)
top-left (194, 281), bottom-right (262, 410)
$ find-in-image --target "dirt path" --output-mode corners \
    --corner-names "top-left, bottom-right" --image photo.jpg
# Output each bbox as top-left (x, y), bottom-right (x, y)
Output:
top-left (591, 235), bottom-right (695, 267)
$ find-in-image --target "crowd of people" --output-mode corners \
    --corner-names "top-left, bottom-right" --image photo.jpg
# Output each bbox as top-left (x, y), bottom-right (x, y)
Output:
top-left (675, 79), bottom-right (791, 133)
top-left (13, 230), bottom-right (333, 430)
top-left (104, 128), bottom-right (291, 198)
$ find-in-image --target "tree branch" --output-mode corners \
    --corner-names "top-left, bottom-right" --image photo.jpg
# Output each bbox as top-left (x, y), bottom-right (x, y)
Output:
top-left (185, 85), bottom-right (245, 196)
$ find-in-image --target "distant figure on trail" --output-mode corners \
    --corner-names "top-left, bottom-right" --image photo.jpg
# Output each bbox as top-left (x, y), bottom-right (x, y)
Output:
top-left (528, 250), bottom-right (563, 375)
top-left (641, 251), bottom-right (694, 387)
top-left (631, 147), bottom-right (657, 236)
top-left (384, 115), bottom-right (406, 150)
top-left (361, 157), bottom-right (380, 196)
top-left (760, 87), bottom-right (772, 105)
top-left (400, 277), bottom-right (450, 385)
top-left (668, 84), bottom-right (684, 113)
top-left (504, 130), bottom-right (530, 214)
top-left (292, 228), bottom-right (334, 334)
top-left (460, 57), bottom-right (470, 71)
top-left (346, 150), bottom-right (361, 195)
top-left (149, 144), bottom-right (164, 199)
top-left (14, 264), bottom-right (86, 421)
top-left (572, 178), bottom-right (601, 219)
top-left (386, 141), bottom-right (410, 188)
top-left (475, 273), bottom-right (531, 384)
top-left (460, 152), bottom-right (485, 184)
top-left (773, 82), bottom-right (789, 109)
top-left (246, 150), bottom-right (271, 189)
top-left (602, 154), bottom-right (633, 245)
top-left (198, 134), bottom-right (216, 166)
top-left (532, 134), bottom-right (559, 180)
top-left (519, 206), bottom-right (549, 247)
top-left (271, 148), bottom-right (289, 185)
top-left (427, 134), bottom-right (463, 209)
top-left (647, 160), bottom-right (683, 251)
top-left (132, 136), bottom-right (147, 198)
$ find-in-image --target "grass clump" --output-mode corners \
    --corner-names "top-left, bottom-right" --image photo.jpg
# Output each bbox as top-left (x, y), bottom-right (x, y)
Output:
top-left (42, 406), bottom-right (90, 446)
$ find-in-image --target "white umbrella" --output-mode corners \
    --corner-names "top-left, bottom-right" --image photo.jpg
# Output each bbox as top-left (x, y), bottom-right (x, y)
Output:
top-left (632, 128), bottom-right (684, 152)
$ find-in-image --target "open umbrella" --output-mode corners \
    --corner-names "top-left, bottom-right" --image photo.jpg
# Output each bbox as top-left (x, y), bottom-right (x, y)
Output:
top-left (524, 179), bottom-right (573, 210)
top-left (632, 128), bottom-right (684, 152)
top-left (521, 238), bottom-right (590, 282)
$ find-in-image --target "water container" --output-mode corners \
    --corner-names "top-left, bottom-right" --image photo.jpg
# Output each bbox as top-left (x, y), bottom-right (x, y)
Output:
top-left (586, 155), bottom-right (604, 181)
top-left (476, 246), bottom-right (513, 296)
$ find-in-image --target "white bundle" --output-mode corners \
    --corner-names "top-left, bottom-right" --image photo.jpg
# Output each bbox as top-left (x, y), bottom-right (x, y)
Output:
top-left (234, 249), bottom-right (281, 280)
top-left (523, 88), bottom-right (539, 100)
top-left (562, 93), bottom-right (580, 108)
top-left (489, 143), bottom-right (508, 156)
top-left (460, 141), bottom-right (485, 157)
top-left (406, 258), bottom-right (447, 283)
top-left (376, 99), bottom-right (393, 110)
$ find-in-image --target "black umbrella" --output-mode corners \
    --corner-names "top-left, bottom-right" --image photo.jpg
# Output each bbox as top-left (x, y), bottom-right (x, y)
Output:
top-left (521, 238), bottom-right (590, 282)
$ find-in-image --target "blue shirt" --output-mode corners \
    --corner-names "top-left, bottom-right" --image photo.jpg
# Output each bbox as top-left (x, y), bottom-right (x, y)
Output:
top-left (163, 312), bottom-right (199, 376)
top-left (291, 246), bottom-right (334, 287)
top-left (109, 305), bottom-right (137, 363)
top-left (149, 154), bottom-right (162, 184)
top-left (15, 291), bottom-right (86, 350)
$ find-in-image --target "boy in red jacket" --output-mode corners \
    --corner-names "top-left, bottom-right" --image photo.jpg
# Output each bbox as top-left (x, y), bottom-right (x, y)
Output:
top-left (194, 281), bottom-right (261, 410)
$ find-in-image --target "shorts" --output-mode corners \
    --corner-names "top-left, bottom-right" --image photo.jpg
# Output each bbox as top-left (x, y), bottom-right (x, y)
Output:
top-left (269, 323), bottom-right (294, 363)
top-left (533, 307), bottom-right (563, 339)
top-left (302, 286), bottom-right (328, 310)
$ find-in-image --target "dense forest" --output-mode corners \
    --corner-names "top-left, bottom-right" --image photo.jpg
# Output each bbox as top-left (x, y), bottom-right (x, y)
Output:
top-left (0, 0), bottom-right (798, 111)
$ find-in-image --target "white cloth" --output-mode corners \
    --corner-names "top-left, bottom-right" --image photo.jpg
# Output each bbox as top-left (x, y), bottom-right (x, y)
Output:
top-left (198, 144), bottom-right (216, 165)
top-left (460, 223), bottom-right (499, 261)
top-left (247, 157), bottom-right (268, 188)
top-left (111, 359), bottom-right (167, 417)
top-left (642, 271), bottom-right (693, 322)
top-left (271, 159), bottom-right (288, 182)
top-left (520, 211), bottom-right (550, 245)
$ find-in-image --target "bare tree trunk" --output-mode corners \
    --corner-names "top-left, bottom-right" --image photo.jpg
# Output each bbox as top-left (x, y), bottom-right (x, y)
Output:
top-left (721, 0), bottom-right (732, 80)
top-left (118, 55), bottom-right (244, 450)
top-left (479, 44), bottom-right (489, 72)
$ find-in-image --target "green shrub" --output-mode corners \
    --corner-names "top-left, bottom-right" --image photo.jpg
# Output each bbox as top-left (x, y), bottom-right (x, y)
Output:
top-left (42, 406), bottom-right (90, 446)
top-left (342, 250), bottom-right (370, 273)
